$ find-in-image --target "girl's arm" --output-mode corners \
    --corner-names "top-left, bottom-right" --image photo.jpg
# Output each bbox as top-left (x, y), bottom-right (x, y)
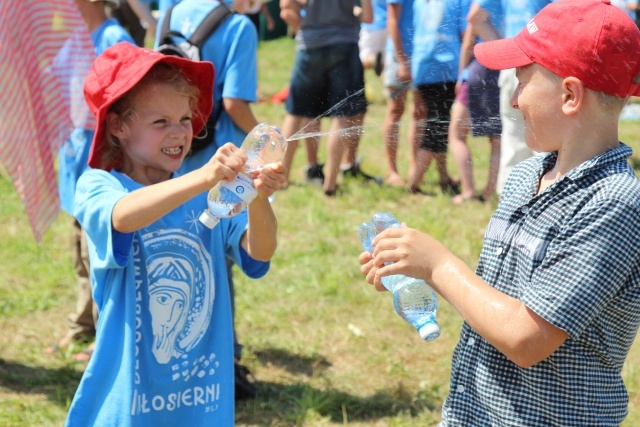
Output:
top-left (240, 162), bottom-right (287, 261)
top-left (112, 144), bottom-right (247, 233)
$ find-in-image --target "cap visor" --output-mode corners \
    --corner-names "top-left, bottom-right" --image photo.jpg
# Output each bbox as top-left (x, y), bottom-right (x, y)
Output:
top-left (474, 38), bottom-right (533, 71)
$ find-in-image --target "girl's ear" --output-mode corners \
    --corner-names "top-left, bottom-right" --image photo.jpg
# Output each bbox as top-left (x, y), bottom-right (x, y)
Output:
top-left (561, 76), bottom-right (584, 116)
top-left (106, 111), bottom-right (127, 140)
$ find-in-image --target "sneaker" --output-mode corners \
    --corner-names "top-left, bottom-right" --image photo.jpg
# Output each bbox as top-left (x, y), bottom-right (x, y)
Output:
top-left (305, 163), bottom-right (325, 186)
top-left (234, 363), bottom-right (258, 401)
top-left (374, 52), bottom-right (384, 77)
top-left (341, 162), bottom-right (383, 184)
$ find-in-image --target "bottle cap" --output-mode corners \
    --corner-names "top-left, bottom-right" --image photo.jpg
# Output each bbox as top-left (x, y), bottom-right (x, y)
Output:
top-left (418, 322), bottom-right (441, 342)
top-left (199, 210), bottom-right (220, 229)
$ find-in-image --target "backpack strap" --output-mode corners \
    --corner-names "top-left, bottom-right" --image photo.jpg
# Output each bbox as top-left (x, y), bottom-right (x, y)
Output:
top-left (189, 4), bottom-right (234, 49)
top-left (158, 2), bottom-right (178, 47)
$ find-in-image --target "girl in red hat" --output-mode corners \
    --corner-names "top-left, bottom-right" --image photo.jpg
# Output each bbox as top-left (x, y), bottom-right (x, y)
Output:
top-left (66, 42), bottom-right (286, 426)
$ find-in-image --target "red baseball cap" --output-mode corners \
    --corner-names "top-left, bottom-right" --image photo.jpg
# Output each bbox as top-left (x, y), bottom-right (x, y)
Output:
top-left (474, 0), bottom-right (640, 98)
top-left (84, 42), bottom-right (214, 170)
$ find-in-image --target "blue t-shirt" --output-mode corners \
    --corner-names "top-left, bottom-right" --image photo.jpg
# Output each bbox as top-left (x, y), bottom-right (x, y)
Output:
top-left (58, 19), bottom-right (134, 215)
top-left (412, 0), bottom-right (467, 85)
top-left (362, 0), bottom-right (388, 32)
top-left (156, 0), bottom-right (258, 168)
top-left (473, 0), bottom-right (504, 40)
top-left (66, 169), bottom-right (269, 426)
top-left (477, 0), bottom-right (549, 38)
top-left (385, 0), bottom-right (414, 57)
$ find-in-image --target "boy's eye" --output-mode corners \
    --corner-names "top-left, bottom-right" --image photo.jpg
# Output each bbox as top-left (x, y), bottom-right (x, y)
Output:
top-left (181, 116), bottom-right (192, 123)
top-left (153, 119), bottom-right (167, 125)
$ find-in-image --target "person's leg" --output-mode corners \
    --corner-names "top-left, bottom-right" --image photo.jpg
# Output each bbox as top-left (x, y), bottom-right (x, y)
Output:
top-left (281, 113), bottom-right (303, 186)
top-left (409, 82), bottom-right (456, 194)
top-left (323, 115), bottom-right (348, 195)
top-left (383, 92), bottom-right (407, 186)
top-left (302, 118), bottom-right (324, 185)
top-left (449, 97), bottom-right (475, 200)
top-left (382, 50), bottom-right (408, 186)
top-left (481, 134), bottom-right (501, 201)
top-left (408, 88), bottom-right (427, 188)
top-left (497, 68), bottom-right (532, 194)
top-left (67, 219), bottom-right (95, 341)
top-left (283, 47), bottom-right (328, 186)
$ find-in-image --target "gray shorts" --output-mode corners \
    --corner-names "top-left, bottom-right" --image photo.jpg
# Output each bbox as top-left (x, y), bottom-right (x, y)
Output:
top-left (383, 50), bottom-right (413, 98)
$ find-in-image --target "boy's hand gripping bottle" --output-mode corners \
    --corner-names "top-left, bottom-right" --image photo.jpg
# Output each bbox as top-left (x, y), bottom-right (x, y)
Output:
top-left (359, 212), bottom-right (441, 342)
top-left (199, 123), bottom-right (287, 228)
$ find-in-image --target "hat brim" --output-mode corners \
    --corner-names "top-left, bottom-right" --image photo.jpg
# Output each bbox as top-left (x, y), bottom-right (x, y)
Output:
top-left (474, 37), bottom-right (534, 71)
top-left (88, 54), bottom-right (214, 170)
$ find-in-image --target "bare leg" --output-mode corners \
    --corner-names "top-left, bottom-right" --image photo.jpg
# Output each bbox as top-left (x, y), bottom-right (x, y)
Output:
top-left (301, 117), bottom-right (321, 166)
top-left (408, 148), bottom-right (434, 192)
top-left (409, 90), bottom-right (427, 188)
top-left (341, 113), bottom-right (364, 166)
top-left (281, 114), bottom-right (303, 186)
top-left (448, 100), bottom-right (475, 199)
top-left (323, 115), bottom-right (364, 196)
top-left (382, 89), bottom-right (407, 186)
top-left (482, 134), bottom-right (501, 200)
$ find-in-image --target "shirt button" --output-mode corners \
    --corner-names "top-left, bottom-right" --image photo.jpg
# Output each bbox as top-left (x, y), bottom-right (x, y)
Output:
top-left (457, 385), bottom-right (465, 393)
top-left (521, 206), bottom-right (529, 214)
top-left (496, 247), bottom-right (504, 255)
top-left (467, 338), bottom-right (475, 346)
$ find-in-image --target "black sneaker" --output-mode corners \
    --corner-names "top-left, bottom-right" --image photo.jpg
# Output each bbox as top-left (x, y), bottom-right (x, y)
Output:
top-left (305, 163), bottom-right (325, 185)
top-left (234, 363), bottom-right (257, 401)
top-left (341, 162), bottom-right (383, 184)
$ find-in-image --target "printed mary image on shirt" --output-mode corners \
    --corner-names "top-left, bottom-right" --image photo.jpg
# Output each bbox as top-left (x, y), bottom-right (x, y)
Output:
top-left (140, 229), bottom-right (214, 369)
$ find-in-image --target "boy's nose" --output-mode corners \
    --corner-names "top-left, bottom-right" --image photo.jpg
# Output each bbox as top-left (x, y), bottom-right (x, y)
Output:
top-left (510, 90), bottom-right (520, 110)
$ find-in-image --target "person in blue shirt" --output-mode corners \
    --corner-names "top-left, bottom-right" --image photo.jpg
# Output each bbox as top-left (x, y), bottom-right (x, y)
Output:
top-left (450, 0), bottom-right (502, 204)
top-left (360, 1), bottom-right (640, 424)
top-left (156, 0), bottom-right (264, 399)
top-left (407, 0), bottom-right (466, 195)
top-left (48, 0), bottom-right (135, 361)
top-left (66, 42), bottom-right (285, 426)
top-left (469, 0), bottom-right (551, 196)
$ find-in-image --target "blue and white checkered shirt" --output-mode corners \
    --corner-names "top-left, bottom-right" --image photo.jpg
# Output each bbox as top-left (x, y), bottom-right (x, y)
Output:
top-left (440, 143), bottom-right (640, 426)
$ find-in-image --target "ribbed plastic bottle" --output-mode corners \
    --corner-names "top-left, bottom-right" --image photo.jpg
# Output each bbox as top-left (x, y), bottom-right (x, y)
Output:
top-left (199, 123), bottom-right (287, 229)
top-left (359, 212), bottom-right (441, 342)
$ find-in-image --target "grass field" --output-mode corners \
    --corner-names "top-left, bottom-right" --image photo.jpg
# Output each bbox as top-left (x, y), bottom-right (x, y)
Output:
top-left (1, 36), bottom-right (640, 426)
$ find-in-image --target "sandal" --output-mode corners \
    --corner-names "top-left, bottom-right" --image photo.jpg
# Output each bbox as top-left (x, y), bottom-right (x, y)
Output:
top-left (439, 179), bottom-right (461, 195)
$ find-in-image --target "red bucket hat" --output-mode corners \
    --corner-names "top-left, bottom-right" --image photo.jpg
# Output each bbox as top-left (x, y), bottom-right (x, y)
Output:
top-left (474, 0), bottom-right (640, 98)
top-left (84, 42), bottom-right (214, 170)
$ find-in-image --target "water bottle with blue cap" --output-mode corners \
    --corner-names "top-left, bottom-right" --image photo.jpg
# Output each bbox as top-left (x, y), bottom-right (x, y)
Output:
top-left (359, 212), bottom-right (441, 342)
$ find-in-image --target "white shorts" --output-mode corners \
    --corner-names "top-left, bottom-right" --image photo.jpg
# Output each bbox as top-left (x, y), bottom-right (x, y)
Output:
top-left (358, 28), bottom-right (387, 62)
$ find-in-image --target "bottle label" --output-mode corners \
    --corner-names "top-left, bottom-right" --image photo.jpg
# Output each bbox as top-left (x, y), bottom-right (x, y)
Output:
top-left (220, 174), bottom-right (258, 204)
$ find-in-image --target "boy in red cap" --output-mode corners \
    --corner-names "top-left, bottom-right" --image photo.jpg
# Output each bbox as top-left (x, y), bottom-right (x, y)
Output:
top-left (359, 1), bottom-right (640, 425)
top-left (66, 42), bottom-right (286, 426)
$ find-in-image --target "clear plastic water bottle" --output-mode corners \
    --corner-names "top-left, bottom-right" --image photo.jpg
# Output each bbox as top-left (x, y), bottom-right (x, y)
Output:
top-left (199, 123), bottom-right (287, 229)
top-left (359, 212), bottom-right (441, 342)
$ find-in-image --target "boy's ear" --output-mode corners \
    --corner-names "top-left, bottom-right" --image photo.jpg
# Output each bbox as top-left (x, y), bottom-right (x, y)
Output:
top-left (106, 111), bottom-right (127, 139)
top-left (561, 77), bottom-right (584, 116)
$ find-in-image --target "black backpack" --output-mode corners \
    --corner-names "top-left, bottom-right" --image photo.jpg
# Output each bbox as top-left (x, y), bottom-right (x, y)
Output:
top-left (156, 3), bottom-right (233, 154)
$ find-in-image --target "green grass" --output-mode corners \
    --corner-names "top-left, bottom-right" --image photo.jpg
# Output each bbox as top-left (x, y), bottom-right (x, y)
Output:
top-left (1, 36), bottom-right (640, 426)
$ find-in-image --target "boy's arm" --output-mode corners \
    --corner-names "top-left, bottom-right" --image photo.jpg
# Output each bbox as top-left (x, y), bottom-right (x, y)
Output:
top-left (112, 144), bottom-right (246, 232)
top-left (363, 227), bottom-right (568, 368)
top-left (467, 2), bottom-right (502, 42)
